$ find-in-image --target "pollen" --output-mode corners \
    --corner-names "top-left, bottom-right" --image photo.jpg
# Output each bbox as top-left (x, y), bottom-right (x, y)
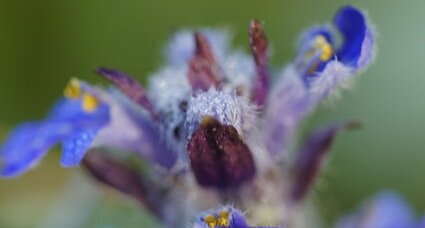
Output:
top-left (218, 210), bottom-right (230, 226)
top-left (82, 93), bottom-right (99, 112)
top-left (313, 35), bottom-right (333, 61)
top-left (64, 78), bottom-right (81, 99)
top-left (204, 215), bottom-right (218, 228)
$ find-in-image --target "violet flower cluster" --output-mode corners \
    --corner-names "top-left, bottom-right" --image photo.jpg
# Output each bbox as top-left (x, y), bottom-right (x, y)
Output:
top-left (1, 5), bottom-right (411, 228)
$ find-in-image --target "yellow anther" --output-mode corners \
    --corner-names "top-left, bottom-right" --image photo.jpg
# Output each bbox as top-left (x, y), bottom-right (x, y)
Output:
top-left (201, 116), bottom-right (216, 127)
top-left (218, 210), bottom-right (230, 227)
top-left (82, 93), bottom-right (99, 112)
top-left (64, 78), bottom-right (81, 99)
top-left (204, 215), bottom-right (218, 228)
top-left (313, 35), bottom-right (333, 61)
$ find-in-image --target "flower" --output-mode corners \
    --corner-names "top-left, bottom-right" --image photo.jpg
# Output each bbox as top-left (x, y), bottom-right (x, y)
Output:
top-left (0, 80), bottom-right (110, 177)
top-left (0, 5), bottom-right (376, 228)
top-left (336, 191), bottom-right (424, 228)
top-left (194, 206), bottom-right (282, 228)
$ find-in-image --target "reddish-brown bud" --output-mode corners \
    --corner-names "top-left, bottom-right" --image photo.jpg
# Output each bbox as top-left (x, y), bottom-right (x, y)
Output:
top-left (187, 117), bottom-right (256, 189)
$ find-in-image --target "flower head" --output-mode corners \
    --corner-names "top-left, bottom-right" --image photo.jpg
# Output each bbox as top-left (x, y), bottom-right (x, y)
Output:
top-left (1, 5), bottom-right (377, 228)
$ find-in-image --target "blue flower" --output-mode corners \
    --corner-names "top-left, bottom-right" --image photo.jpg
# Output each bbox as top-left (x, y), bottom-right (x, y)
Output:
top-left (0, 5), bottom-right (379, 228)
top-left (0, 80), bottom-right (110, 177)
top-left (264, 5), bottom-right (375, 157)
top-left (336, 191), bottom-right (420, 228)
top-left (194, 206), bottom-right (282, 228)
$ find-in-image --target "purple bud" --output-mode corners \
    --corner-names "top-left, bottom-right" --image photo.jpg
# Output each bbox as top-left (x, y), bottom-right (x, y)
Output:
top-left (291, 121), bottom-right (361, 202)
top-left (187, 116), bottom-right (256, 189)
top-left (95, 67), bottom-right (157, 118)
top-left (249, 20), bottom-right (270, 107)
top-left (188, 33), bottom-right (222, 91)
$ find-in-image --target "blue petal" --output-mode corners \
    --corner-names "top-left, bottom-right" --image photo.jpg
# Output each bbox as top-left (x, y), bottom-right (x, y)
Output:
top-left (362, 192), bottom-right (416, 228)
top-left (48, 98), bottom-right (109, 126)
top-left (0, 98), bottom-right (110, 177)
top-left (229, 209), bottom-right (249, 228)
top-left (60, 128), bottom-right (99, 167)
top-left (1, 122), bottom-right (73, 177)
top-left (334, 6), bottom-right (367, 66)
top-left (336, 191), bottom-right (416, 228)
top-left (418, 217), bottom-right (425, 228)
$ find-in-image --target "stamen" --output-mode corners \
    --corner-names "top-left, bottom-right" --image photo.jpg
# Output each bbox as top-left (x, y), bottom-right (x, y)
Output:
top-left (82, 93), bottom-right (99, 112)
top-left (200, 115), bottom-right (216, 127)
top-left (64, 78), bottom-right (81, 99)
top-left (296, 35), bottom-right (334, 76)
top-left (313, 35), bottom-right (333, 61)
top-left (204, 215), bottom-right (218, 228)
top-left (218, 210), bottom-right (230, 226)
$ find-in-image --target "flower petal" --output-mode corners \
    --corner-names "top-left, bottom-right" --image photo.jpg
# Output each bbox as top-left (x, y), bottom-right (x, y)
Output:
top-left (60, 128), bottom-right (99, 167)
top-left (0, 98), bottom-right (110, 177)
top-left (418, 217), bottom-right (425, 228)
top-left (336, 191), bottom-right (416, 228)
top-left (48, 98), bottom-right (110, 127)
top-left (1, 122), bottom-right (75, 177)
top-left (334, 6), bottom-right (368, 67)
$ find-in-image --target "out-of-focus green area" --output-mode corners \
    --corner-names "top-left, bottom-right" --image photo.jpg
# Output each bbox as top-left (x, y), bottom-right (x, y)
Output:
top-left (0, 0), bottom-right (424, 227)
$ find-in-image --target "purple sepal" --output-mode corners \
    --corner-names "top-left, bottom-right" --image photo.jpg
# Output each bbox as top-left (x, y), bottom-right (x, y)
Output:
top-left (82, 150), bottom-right (161, 218)
top-left (96, 67), bottom-right (157, 118)
top-left (188, 33), bottom-right (222, 91)
top-left (95, 90), bottom-right (177, 169)
top-left (249, 20), bottom-right (270, 107)
top-left (263, 67), bottom-right (308, 158)
top-left (291, 121), bottom-right (360, 202)
top-left (129, 108), bottom-right (177, 169)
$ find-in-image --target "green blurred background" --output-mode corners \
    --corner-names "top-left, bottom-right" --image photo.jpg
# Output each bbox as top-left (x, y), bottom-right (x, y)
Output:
top-left (0, 0), bottom-right (424, 227)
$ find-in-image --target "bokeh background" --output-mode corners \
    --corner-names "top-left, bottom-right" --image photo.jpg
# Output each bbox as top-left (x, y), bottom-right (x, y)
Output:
top-left (0, 0), bottom-right (424, 227)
